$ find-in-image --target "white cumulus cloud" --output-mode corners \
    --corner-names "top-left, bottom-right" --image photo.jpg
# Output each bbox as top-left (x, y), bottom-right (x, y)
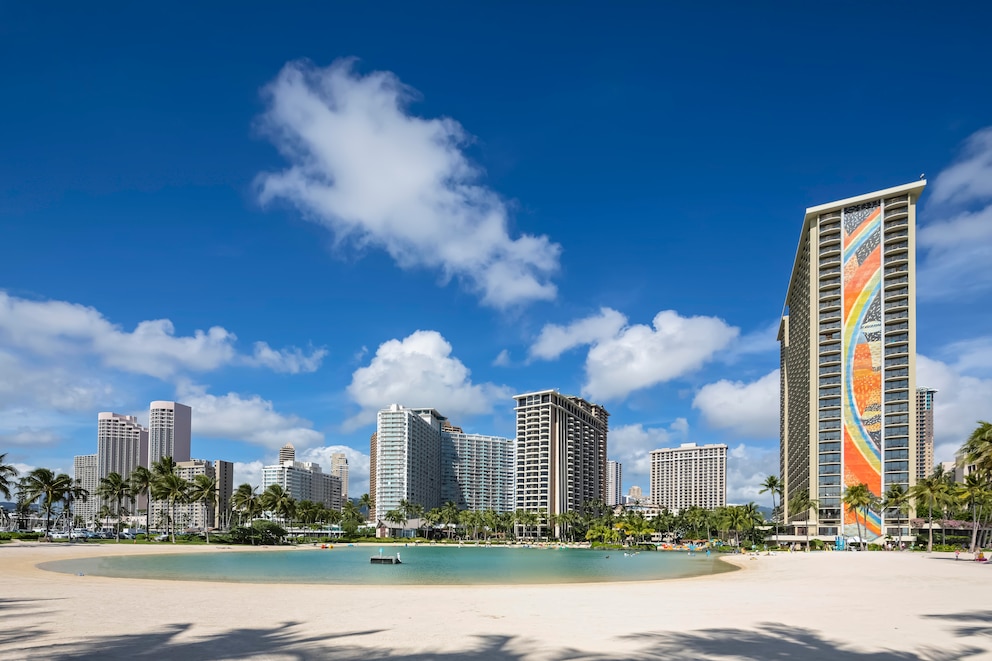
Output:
top-left (920, 126), bottom-right (992, 299)
top-left (299, 445), bottom-right (371, 500)
top-left (531, 308), bottom-right (738, 401)
top-left (178, 383), bottom-right (324, 451)
top-left (726, 443), bottom-right (779, 505)
top-left (345, 330), bottom-right (513, 430)
top-left (256, 58), bottom-right (561, 309)
top-left (233, 461), bottom-right (264, 489)
top-left (917, 352), bottom-right (992, 465)
top-left (692, 370), bottom-right (780, 439)
top-left (0, 292), bottom-right (325, 379)
top-left (610, 420), bottom-right (689, 487)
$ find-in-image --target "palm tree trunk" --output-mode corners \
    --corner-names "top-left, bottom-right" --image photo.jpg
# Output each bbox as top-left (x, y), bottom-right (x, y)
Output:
top-left (927, 512), bottom-right (934, 553)
top-left (971, 502), bottom-right (979, 553)
top-left (170, 500), bottom-right (177, 543)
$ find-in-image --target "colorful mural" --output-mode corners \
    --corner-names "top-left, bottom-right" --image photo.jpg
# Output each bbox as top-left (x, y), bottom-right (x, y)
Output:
top-left (841, 203), bottom-right (882, 539)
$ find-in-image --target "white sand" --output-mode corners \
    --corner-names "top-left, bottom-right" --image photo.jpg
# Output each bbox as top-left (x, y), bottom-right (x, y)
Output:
top-left (1, 541), bottom-right (989, 660)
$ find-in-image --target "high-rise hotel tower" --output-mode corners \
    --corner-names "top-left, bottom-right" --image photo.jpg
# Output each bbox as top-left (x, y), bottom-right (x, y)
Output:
top-left (779, 181), bottom-right (924, 543)
top-left (514, 390), bottom-right (608, 537)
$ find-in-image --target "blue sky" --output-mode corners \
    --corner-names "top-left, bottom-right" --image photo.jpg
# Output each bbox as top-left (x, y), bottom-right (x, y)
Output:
top-left (2, 4), bottom-right (990, 502)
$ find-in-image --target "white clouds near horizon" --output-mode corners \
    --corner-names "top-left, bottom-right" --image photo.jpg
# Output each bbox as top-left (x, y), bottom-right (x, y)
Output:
top-left (692, 370), bottom-right (780, 439)
top-left (0, 292), bottom-right (326, 380)
top-left (609, 420), bottom-right (689, 483)
top-left (255, 58), bottom-right (561, 309)
top-left (178, 383), bottom-right (324, 451)
top-left (530, 308), bottom-right (738, 401)
top-left (345, 330), bottom-right (512, 430)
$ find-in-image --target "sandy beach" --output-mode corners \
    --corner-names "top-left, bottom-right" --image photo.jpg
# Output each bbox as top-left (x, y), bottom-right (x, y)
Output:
top-left (1, 542), bottom-right (989, 660)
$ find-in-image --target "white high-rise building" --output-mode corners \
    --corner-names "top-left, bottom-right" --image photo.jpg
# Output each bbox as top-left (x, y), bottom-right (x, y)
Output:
top-left (514, 390), bottom-right (609, 537)
top-left (373, 405), bottom-right (444, 522)
top-left (650, 443), bottom-right (727, 513)
top-left (441, 431), bottom-right (515, 512)
top-left (148, 401), bottom-right (191, 465)
top-left (97, 412), bottom-right (148, 487)
top-left (330, 452), bottom-right (349, 502)
top-left (73, 454), bottom-right (98, 525)
top-left (606, 460), bottom-right (622, 506)
top-left (262, 460), bottom-right (342, 511)
top-left (279, 443), bottom-right (296, 464)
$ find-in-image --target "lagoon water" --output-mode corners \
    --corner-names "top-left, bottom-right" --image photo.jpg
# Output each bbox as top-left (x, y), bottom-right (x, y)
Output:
top-left (39, 545), bottom-right (734, 585)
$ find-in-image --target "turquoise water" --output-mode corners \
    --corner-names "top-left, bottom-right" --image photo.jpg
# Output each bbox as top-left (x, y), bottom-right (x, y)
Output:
top-left (39, 546), bottom-right (734, 585)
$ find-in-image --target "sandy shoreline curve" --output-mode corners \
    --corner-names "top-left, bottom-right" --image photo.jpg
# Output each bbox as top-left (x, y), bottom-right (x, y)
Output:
top-left (1, 541), bottom-right (989, 659)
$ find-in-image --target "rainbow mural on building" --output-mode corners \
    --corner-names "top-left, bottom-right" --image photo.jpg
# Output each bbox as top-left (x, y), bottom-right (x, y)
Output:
top-left (842, 203), bottom-right (883, 539)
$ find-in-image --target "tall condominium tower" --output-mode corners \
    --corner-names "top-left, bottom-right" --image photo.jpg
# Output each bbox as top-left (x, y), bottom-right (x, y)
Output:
top-left (514, 390), bottom-right (608, 536)
top-left (373, 405), bottom-right (444, 522)
top-left (213, 459), bottom-right (235, 529)
top-left (97, 412), bottom-right (148, 484)
top-left (330, 452), bottom-right (349, 502)
top-left (148, 401), bottom-right (192, 465)
top-left (441, 431), bottom-right (515, 512)
top-left (73, 454), bottom-right (98, 524)
top-left (606, 460), bottom-right (622, 507)
top-left (649, 443), bottom-right (727, 512)
top-left (368, 432), bottom-right (377, 519)
top-left (780, 181), bottom-right (924, 543)
top-left (915, 388), bottom-right (937, 481)
top-left (278, 443), bottom-right (296, 464)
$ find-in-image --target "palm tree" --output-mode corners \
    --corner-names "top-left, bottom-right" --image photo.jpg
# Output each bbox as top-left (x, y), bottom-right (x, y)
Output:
top-left (0, 453), bottom-right (19, 500)
top-left (188, 474), bottom-right (218, 543)
top-left (231, 483), bottom-right (260, 528)
top-left (956, 473), bottom-right (990, 553)
top-left (441, 500), bottom-right (461, 539)
top-left (911, 475), bottom-right (950, 553)
top-left (129, 465), bottom-right (153, 539)
top-left (260, 484), bottom-right (296, 528)
top-left (789, 489), bottom-right (818, 549)
top-left (759, 475), bottom-right (783, 544)
top-left (18, 468), bottom-right (73, 538)
top-left (96, 472), bottom-right (132, 542)
top-left (881, 483), bottom-right (911, 547)
top-left (62, 478), bottom-right (90, 541)
top-left (514, 508), bottom-right (538, 540)
top-left (843, 483), bottom-right (875, 550)
top-left (384, 509), bottom-right (406, 537)
top-left (152, 473), bottom-right (189, 543)
top-left (962, 421), bottom-right (992, 474)
top-left (358, 493), bottom-right (372, 520)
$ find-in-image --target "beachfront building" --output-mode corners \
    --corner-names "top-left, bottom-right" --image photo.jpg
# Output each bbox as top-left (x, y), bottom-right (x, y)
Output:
top-left (915, 388), bottom-right (936, 481)
top-left (441, 431), bottom-right (515, 512)
top-left (330, 452), bottom-right (349, 501)
top-left (262, 459), bottom-right (343, 511)
top-left (279, 443), bottom-right (295, 464)
top-left (172, 459), bottom-right (234, 530)
top-left (72, 454), bottom-right (98, 525)
top-left (373, 405), bottom-right (444, 522)
top-left (606, 460), bottom-right (623, 506)
top-left (649, 443), bottom-right (727, 513)
top-left (514, 390), bottom-right (609, 537)
top-left (368, 432), bottom-right (377, 519)
top-left (780, 181), bottom-right (925, 544)
top-left (148, 401), bottom-right (191, 465)
top-left (97, 412), bottom-right (148, 487)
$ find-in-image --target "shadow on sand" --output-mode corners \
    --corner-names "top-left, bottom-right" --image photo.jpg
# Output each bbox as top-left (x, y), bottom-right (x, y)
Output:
top-left (1, 598), bottom-right (989, 660)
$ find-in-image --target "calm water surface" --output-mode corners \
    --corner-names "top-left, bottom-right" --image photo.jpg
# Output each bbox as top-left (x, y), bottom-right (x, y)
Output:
top-left (39, 546), bottom-right (735, 585)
